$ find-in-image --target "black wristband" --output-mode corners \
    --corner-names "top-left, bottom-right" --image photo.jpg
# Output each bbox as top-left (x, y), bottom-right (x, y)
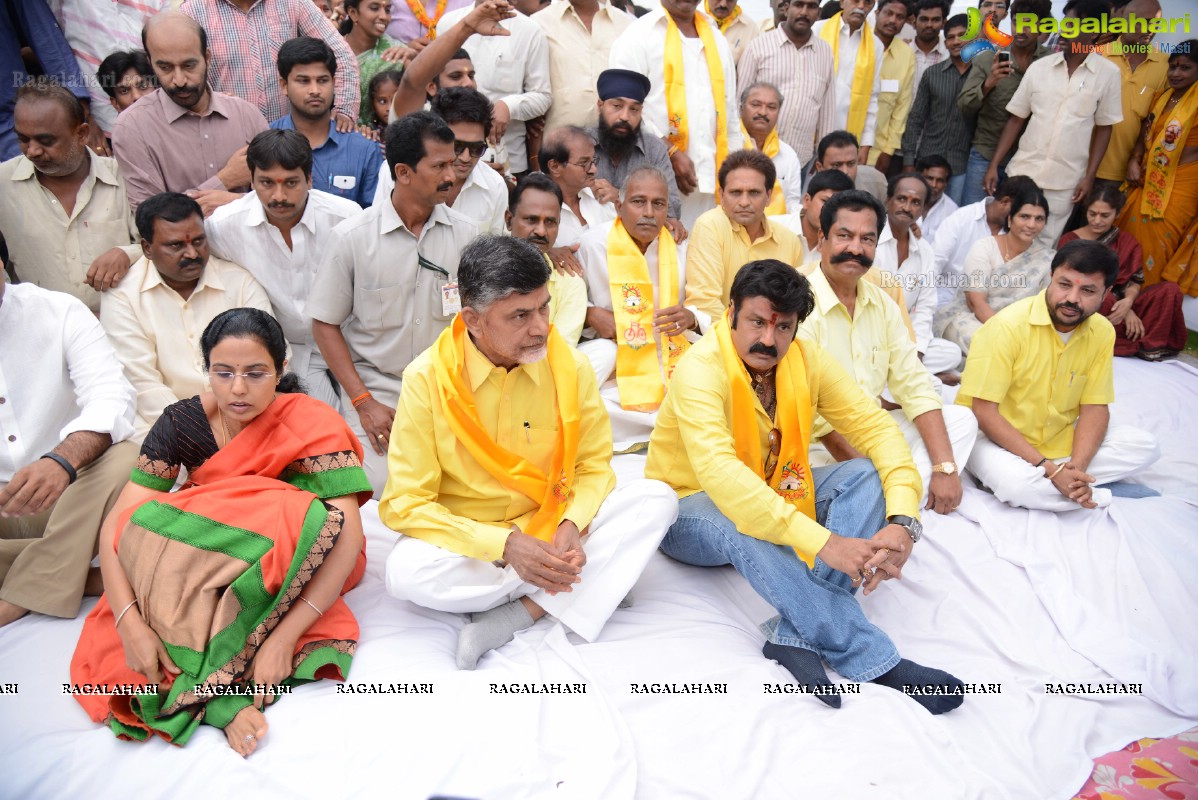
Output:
top-left (1035, 457), bottom-right (1048, 468)
top-left (40, 453), bottom-right (77, 484)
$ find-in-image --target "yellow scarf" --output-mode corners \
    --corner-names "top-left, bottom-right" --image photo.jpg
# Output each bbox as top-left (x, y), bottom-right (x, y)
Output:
top-left (714, 313), bottom-right (818, 566)
top-left (819, 12), bottom-right (877, 139)
top-left (1138, 86), bottom-right (1198, 219)
top-left (664, 10), bottom-right (729, 187)
top-left (607, 219), bottom-right (688, 412)
top-left (740, 120), bottom-right (786, 215)
top-left (432, 316), bottom-right (580, 542)
top-left (705, 0), bottom-right (740, 33)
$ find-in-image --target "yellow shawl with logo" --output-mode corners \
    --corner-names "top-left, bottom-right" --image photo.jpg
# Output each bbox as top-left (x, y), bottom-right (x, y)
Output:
top-left (432, 316), bottom-right (580, 542)
top-left (664, 10), bottom-right (729, 186)
top-left (714, 313), bottom-right (819, 565)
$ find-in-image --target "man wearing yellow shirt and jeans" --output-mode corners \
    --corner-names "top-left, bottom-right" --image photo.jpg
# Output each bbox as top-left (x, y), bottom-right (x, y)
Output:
top-left (685, 150), bottom-right (805, 323)
top-left (957, 239), bottom-right (1160, 512)
top-left (647, 259), bottom-right (964, 713)
top-left (380, 236), bottom-right (678, 669)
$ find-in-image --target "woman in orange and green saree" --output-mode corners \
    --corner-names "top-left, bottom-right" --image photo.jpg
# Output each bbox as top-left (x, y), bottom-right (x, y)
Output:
top-left (1120, 42), bottom-right (1198, 296)
top-left (71, 308), bottom-right (373, 757)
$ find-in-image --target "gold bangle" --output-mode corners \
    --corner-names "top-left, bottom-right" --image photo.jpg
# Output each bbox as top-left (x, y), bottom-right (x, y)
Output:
top-left (297, 594), bottom-right (324, 617)
top-left (1048, 463), bottom-right (1067, 480)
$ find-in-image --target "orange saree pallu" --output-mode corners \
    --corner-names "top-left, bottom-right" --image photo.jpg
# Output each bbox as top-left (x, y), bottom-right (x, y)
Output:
top-left (70, 394), bottom-right (372, 744)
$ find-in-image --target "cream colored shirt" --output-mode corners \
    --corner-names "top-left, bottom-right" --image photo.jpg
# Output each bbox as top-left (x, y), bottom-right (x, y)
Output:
top-left (100, 254), bottom-right (272, 439)
top-left (536, 0), bottom-right (633, 130)
top-left (684, 207), bottom-right (805, 322)
top-left (797, 265), bottom-right (941, 439)
top-left (718, 13), bottom-right (760, 62)
top-left (305, 201), bottom-right (479, 394)
top-left (1005, 52), bottom-right (1123, 191)
top-left (0, 150), bottom-right (136, 312)
top-left (373, 159), bottom-right (508, 235)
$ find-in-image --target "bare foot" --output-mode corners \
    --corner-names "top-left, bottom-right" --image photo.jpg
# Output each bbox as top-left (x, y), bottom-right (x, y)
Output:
top-left (224, 704), bottom-right (268, 757)
top-left (84, 566), bottom-right (104, 596)
top-left (936, 370), bottom-right (961, 386)
top-left (0, 600), bottom-right (29, 628)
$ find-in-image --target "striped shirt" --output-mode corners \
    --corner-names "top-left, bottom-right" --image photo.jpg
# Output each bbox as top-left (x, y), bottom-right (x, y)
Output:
top-left (736, 28), bottom-right (837, 164)
top-left (901, 58), bottom-right (972, 175)
top-left (180, 0), bottom-right (361, 124)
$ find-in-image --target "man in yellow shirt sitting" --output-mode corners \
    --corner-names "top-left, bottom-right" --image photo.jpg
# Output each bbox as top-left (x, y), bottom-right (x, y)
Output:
top-left (646, 259), bottom-right (964, 713)
top-left (685, 150), bottom-right (805, 323)
top-left (380, 236), bottom-right (678, 669)
top-left (957, 239), bottom-right (1160, 512)
top-left (797, 189), bottom-right (977, 515)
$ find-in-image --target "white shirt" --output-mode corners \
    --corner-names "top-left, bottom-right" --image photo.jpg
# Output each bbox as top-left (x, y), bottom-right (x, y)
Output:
top-left (771, 138), bottom-right (805, 214)
top-left (100, 254), bottom-right (273, 439)
top-left (811, 17), bottom-right (884, 146)
top-left (912, 38), bottom-right (949, 92)
top-left (874, 221), bottom-right (937, 353)
top-left (437, 6), bottom-right (552, 173)
top-left (372, 160), bottom-right (507, 235)
top-left (206, 189), bottom-right (362, 375)
top-left (557, 187), bottom-right (618, 248)
top-left (921, 192), bottom-right (959, 246)
top-left (0, 283), bottom-right (135, 484)
top-left (931, 198), bottom-right (994, 308)
top-left (609, 7), bottom-right (743, 194)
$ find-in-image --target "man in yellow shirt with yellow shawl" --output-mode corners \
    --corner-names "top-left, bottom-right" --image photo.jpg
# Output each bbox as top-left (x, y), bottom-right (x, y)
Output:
top-left (811, 0), bottom-right (885, 160)
top-left (380, 235), bottom-right (678, 669)
top-left (646, 259), bottom-right (965, 713)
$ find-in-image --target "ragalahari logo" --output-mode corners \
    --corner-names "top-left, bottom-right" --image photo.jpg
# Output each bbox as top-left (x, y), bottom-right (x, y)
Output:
top-left (960, 8), bottom-right (1014, 62)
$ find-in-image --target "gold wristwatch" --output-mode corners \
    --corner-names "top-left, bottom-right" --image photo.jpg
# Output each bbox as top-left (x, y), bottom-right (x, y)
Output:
top-left (932, 462), bottom-right (958, 475)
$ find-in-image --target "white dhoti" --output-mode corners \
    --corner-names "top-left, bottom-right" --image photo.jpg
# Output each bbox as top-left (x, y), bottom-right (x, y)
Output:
top-left (384, 479), bottom-right (679, 642)
top-left (577, 338), bottom-right (617, 386)
top-left (966, 425), bottom-right (1161, 512)
top-left (600, 383), bottom-right (658, 451)
top-left (923, 337), bottom-right (963, 375)
top-left (808, 405), bottom-right (979, 505)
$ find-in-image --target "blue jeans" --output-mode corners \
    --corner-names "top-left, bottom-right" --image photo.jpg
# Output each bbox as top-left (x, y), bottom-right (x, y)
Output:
top-left (660, 459), bottom-right (901, 681)
top-left (946, 172), bottom-right (967, 206)
top-left (961, 147), bottom-right (1006, 206)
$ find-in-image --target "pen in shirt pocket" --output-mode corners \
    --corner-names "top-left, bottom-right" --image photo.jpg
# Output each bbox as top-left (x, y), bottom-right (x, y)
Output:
top-left (524, 421), bottom-right (531, 442)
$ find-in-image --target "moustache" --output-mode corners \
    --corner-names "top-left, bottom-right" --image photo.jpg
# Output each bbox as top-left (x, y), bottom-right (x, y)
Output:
top-left (436, 181), bottom-right (453, 192)
top-left (527, 235), bottom-right (549, 245)
top-left (178, 258), bottom-right (203, 269)
top-left (167, 85), bottom-right (199, 98)
top-left (749, 342), bottom-right (778, 358)
top-left (753, 115), bottom-right (770, 124)
top-left (830, 250), bottom-right (873, 267)
top-left (269, 202), bottom-right (294, 210)
top-left (1056, 302), bottom-right (1082, 314)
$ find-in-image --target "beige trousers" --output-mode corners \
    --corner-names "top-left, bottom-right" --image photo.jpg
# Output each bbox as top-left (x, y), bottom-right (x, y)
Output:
top-left (0, 440), bottom-right (138, 618)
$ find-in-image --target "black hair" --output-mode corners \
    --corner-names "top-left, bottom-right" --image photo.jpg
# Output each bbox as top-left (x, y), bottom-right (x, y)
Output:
top-left (1051, 239), bottom-right (1119, 288)
top-left (819, 1), bottom-right (842, 20)
top-left (276, 37), bottom-right (337, 80)
top-left (819, 189), bottom-right (886, 237)
top-left (15, 78), bottom-right (86, 127)
top-left (246, 128), bottom-right (314, 178)
top-left (816, 130), bottom-right (859, 163)
top-left (944, 12), bottom-right (969, 31)
top-left (915, 0), bottom-right (950, 16)
top-left (887, 172), bottom-right (932, 203)
top-left (1009, 0), bottom-right (1052, 21)
top-left (367, 69), bottom-right (402, 124)
top-left (339, 0), bottom-right (364, 35)
top-left (1082, 183), bottom-right (1125, 214)
top-left (458, 235), bottom-right (551, 310)
top-left (1006, 185), bottom-right (1050, 230)
top-left (1062, 0), bottom-right (1112, 24)
top-left (430, 86), bottom-right (494, 140)
top-left (509, 172), bottom-right (563, 214)
top-left (993, 174), bottom-right (1040, 202)
top-left (96, 50), bottom-right (155, 99)
top-left (916, 154), bottom-right (952, 176)
top-left (878, 0), bottom-right (912, 16)
top-left (200, 308), bottom-right (305, 394)
top-left (729, 259), bottom-right (816, 327)
top-left (142, 15), bottom-right (207, 60)
top-left (1168, 41), bottom-right (1198, 67)
top-left (135, 192), bottom-right (204, 242)
top-left (384, 110), bottom-right (455, 174)
top-left (718, 149), bottom-right (777, 193)
top-left (804, 169), bottom-right (855, 197)
top-left (432, 49), bottom-right (474, 89)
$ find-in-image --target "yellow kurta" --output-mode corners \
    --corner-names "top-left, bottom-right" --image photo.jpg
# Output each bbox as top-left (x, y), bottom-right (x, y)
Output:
top-left (956, 292), bottom-right (1115, 458)
top-left (867, 38), bottom-right (915, 163)
top-left (379, 332), bottom-right (616, 561)
top-left (646, 332), bottom-right (921, 562)
top-left (685, 207), bottom-right (806, 322)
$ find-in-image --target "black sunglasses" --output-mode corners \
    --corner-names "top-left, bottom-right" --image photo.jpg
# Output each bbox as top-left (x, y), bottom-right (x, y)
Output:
top-left (454, 139), bottom-right (487, 159)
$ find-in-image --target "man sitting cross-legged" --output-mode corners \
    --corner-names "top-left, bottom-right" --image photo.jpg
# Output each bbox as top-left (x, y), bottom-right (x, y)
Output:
top-left (646, 258), bottom-right (965, 713)
top-left (381, 236), bottom-right (679, 669)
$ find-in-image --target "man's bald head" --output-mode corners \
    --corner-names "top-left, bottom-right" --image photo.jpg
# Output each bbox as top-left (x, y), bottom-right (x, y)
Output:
top-left (142, 11), bottom-right (211, 111)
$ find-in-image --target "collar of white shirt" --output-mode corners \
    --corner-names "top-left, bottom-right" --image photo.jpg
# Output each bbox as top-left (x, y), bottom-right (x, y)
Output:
top-left (242, 191), bottom-right (321, 236)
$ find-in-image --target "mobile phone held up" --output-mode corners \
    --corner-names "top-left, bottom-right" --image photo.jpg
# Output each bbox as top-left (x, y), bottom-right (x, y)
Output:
top-left (997, 50), bottom-right (1012, 65)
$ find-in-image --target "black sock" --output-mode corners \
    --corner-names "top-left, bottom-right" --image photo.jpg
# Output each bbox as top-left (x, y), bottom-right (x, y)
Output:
top-left (762, 642), bottom-right (841, 708)
top-left (871, 658), bottom-right (965, 715)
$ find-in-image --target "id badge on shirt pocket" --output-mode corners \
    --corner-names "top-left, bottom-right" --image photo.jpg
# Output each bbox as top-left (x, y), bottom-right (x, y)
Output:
top-left (332, 175), bottom-right (357, 191)
top-left (441, 282), bottom-right (462, 316)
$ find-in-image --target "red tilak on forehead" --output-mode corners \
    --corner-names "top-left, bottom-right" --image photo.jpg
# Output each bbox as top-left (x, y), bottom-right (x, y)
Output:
top-left (768, 313), bottom-right (779, 326)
